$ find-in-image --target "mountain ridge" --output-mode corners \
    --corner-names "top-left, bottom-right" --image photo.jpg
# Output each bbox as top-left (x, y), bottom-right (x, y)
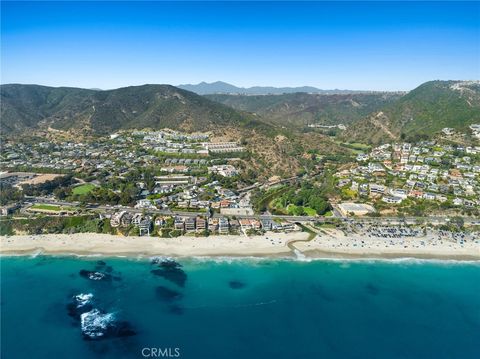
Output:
top-left (342, 80), bottom-right (480, 143)
top-left (205, 92), bottom-right (403, 127)
top-left (0, 83), bottom-right (265, 135)
top-left (177, 81), bottom-right (388, 95)
top-left (2, 80), bottom-right (478, 144)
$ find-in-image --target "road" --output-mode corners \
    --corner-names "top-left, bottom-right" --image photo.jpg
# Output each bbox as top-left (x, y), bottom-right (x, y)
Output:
top-left (22, 196), bottom-right (480, 225)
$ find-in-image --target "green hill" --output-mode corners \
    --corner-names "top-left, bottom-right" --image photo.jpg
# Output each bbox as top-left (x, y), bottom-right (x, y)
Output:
top-left (205, 92), bottom-right (402, 128)
top-left (342, 80), bottom-right (480, 143)
top-left (0, 84), bottom-right (262, 135)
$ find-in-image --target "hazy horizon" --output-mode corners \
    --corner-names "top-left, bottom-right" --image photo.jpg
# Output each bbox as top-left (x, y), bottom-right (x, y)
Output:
top-left (2, 79), bottom-right (479, 93)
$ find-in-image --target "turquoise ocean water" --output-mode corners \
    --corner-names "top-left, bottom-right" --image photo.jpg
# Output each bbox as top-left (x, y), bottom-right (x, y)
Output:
top-left (1, 256), bottom-right (479, 359)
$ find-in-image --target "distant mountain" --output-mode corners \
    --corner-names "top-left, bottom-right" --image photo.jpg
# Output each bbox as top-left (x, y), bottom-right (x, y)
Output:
top-left (205, 92), bottom-right (402, 127)
top-left (178, 81), bottom-right (370, 95)
top-left (0, 84), bottom-right (262, 135)
top-left (342, 80), bottom-right (480, 144)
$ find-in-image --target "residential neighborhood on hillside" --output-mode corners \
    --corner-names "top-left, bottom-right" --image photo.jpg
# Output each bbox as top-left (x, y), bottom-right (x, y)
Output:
top-left (1, 124), bottom-right (478, 238)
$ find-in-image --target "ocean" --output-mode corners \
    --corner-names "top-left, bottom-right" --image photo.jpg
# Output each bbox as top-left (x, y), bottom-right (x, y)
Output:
top-left (1, 256), bottom-right (479, 359)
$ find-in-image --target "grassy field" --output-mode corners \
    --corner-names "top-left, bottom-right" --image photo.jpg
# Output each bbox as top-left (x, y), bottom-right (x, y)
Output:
top-left (345, 142), bottom-right (371, 150)
top-left (72, 183), bottom-right (96, 195)
top-left (31, 204), bottom-right (63, 211)
top-left (335, 141), bottom-right (371, 154)
top-left (270, 197), bottom-right (318, 216)
top-left (286, 204), bottom-right (317, 216)
top-left (31, 204), bottom-right (76, 212)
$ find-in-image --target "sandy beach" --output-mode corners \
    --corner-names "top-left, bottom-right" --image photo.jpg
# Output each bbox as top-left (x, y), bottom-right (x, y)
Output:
top-left (295, 228), bottom-right (480, 260)
top-left (1, 229), bottom-right (479, 260)
top-left (0, 232), bottom-right (301, 257)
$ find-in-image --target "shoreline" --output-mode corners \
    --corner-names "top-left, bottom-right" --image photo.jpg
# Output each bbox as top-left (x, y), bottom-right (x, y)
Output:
top-left (1, 230), bottom-right (479, 262)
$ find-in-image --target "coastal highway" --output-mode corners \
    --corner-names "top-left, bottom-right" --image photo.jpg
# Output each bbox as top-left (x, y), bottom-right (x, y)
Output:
top-left (24, 197), bottom-right (318, 221)
top-left (22, 196), bottom-right (480, 225)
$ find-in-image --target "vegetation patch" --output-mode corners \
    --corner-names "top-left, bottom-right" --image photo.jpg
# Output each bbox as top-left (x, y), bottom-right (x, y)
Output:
top-left (31, 204), bottom-right (64, 211)
top-left (72, 183), bottom-right (96, 195)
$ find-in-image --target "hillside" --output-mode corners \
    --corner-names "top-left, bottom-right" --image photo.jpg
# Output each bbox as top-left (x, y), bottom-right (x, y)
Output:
top-left (0, 83), bottom-right (347, 178)
top-left (178, 81), bottom-right (370, 95)
top-left (205, 92), bottom-right (402, 127)
top-left (0, 84), bottom-right (262, 135)
top-left (342, 80), bottom-right (480, 144)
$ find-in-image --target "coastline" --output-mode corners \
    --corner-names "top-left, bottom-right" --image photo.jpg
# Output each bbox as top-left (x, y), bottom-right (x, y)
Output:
top-left (1, 230), bottom-right (479, 261)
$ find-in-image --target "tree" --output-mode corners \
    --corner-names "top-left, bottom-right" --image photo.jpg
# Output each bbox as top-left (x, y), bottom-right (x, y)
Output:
top-left (0, 183), bottom-right (23, 205)
top-left (451, 216), bottom-right (464, 230)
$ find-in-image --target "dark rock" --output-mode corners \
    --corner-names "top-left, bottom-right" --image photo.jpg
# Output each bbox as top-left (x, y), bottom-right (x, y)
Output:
top-left (114, 321), bottom-right (137, 338)
top-left (168, 305), bottom-right (184, 315)
top-left (151, 266), bottom-right (187, 287)
top-left (229, 280), bottom-right (246, 289)
top-left (150, 257), bottom-right (161, 265)
top-left (81, 309), bottom-right (136, 341)
top-left (158, 259), bottom-right (182, 269)
top-left (365, 283), bottom-right (380, 296)
top-left (66, 293), bottom-right (94, 320)
top-left (310, 284), bottom-right (335, 302)
top-left (79, 270), bottom-right (112, 282)
top-left (156, 286), bottom-right (183, 302)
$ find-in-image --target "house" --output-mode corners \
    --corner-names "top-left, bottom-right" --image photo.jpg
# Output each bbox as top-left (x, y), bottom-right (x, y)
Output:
top-left (453, 198), bottom-right (464, 206)
top-left (423, 192), bottom-right (436, 201)
top-left (154, 216), bottom-right (166, 227)
top-left (121, 213), bottom-right (133, 226)
top-left (196, 216), bottom-right (207, 232)
top-left (174, 217), bottom-right (185, 231)
top-left (382, 196), bottom-right (403, 204)
top-left (442, 128), bottom-right (455, 136)
top-left (138, 217), bottom-right (152, 236)
top-left (208, 218), bottom-right (219, 232)
top-left (0, 203), bottom-right (20, 216)
top-left (135, 199), bottom-right (154, 209)
top-left (110, 211), bottom-right (126, 227)
top-left (390, 188), bottom-right (408, 199)
top-left (229, 219), bottom-right (240, 231)
top-left (435, 195), bottom-right (448, 202)
top-left (369, 184), bottom-right (386, 195)
top-left (131, 213), bottom-right (143, 226)
top-left (275, 222), bottom-right (298, 232)
top-left (185, 217), bottom-right (196, 232)
top-left (239, 218), bottom-right (253, 230)
top-left (359, 183), bottom-right (369, 196)
top-left (464, 200), bottom-right (476, 209)
top-left (208, 165), bottom-right (239, 177)
top-left (408, 190), bottom-right (424, 199)
top-left (219, 199), bottom-right (231, 208)
top-left (337, 178), bottom-right (351, 187)
top-left (250, 219), bottom-right (261, 230)
top-left (260, 219), bottom-right (273, 231)
top-left (218, 217), bottom-right (229, 234)
top-left (356, 154), bottom-right (369, 162)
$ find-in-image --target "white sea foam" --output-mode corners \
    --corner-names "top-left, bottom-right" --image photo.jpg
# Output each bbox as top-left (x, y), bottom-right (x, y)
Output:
top-left (29, 249), bottom-right (44, 258)
top-left (75, 293), bottom-right (93, 308)
top-left (18, 252), bottom-right (480, 266)
top-left (80, 309), bottom-right (115, 338)
top-left (88, 272), bottom-right (106, 280)
top-left (293, 249), bottom-right (311, 262)
top-left (187, 255), bottom-right (291, 264)
top-left (298, 256), bottom-right (480, 266)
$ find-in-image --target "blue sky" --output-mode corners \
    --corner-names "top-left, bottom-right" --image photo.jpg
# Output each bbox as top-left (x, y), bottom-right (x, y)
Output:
top-left (1, 1), bottom-right (479, 91)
